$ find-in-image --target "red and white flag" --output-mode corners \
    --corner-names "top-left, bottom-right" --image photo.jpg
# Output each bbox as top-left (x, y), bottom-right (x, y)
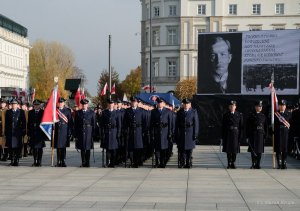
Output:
top-left (142, 85), bottom-right (155, 92)
top-left (81, 87), bottom-right (85, 100)
top-left (100, 82), bottom-right (108, 96)
top-left (111, 83), bottom-right (116, 95)
top-left (40, 83), bottom-right (60, 140)
top-left (270, 83), bottom-right (290, 129)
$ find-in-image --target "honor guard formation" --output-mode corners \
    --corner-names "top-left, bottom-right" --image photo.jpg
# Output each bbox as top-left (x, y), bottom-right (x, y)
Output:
top-left (0, 96), bottom-right (299, 169)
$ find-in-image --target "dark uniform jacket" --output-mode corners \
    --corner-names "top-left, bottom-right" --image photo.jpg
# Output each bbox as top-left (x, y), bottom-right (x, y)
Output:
top-left (116, 109), bottom-right (126, 147)
top-left (27, 109), bottom-right (46, 149)
top-left (100, 109), bottom-right (121, 150)
top-left (246, 112), bottom-right (268, 154)
top-left (74, 109), bottom-right (95, 150)
top-left (124, 107), bottom-right (146, 150)
top-left (175, 108), bottom-right (199, 151)
top-left (5, 109), bottom-right (26, 149)
top-left (274, 111), bottom-right (291, 153)
top-left (54, 107), bottom-right (73, 148)
top-left (222, 111), bottom-right (243, 153)
top-left (150, 108), bottom-right (173, 150)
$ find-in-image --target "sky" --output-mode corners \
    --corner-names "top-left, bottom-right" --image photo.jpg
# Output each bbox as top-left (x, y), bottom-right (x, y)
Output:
top-left (0, 0), bottom-right (141, 96)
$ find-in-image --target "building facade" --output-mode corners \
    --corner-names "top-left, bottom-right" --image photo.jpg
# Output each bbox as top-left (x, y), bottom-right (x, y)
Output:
top-left (0, 14), bottom-right (30, 97)
top-left (140, 0), bottom-right (300, 92)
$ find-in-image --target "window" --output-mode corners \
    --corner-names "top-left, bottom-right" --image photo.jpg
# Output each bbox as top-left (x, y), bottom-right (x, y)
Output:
top-left (152, 29), bottom-right (160, 46)
top-left (252, 4), bottom-right (261, 15)
top-left (229, 4), bottom-right (237, 15)
top-left (167, 28), bottom-right (177, 45)
top-left (154, 6), bottom-right (160, 17)
top-left (169, 5), bottom-right (176, 16)
top-left (228, 28), bottom-right (238, 32)
top-left (167, 60), bottom-right (177, 77)
top-left (198, 4), bottom-right (206, 15)
top-left (275, 4), bottom-right (284, 14)
top-left (249, 25), bottom-right (262, 31)
top-left (153, 60), bottom-right (159, 77)
top-left (273, 26), bottom-right (285, 30)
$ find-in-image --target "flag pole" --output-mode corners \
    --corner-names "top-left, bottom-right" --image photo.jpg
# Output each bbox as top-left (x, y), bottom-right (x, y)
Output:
top-left (51, 77), bottom-right (58, 167)
top-left (271, 72), bottom-right (276, 169)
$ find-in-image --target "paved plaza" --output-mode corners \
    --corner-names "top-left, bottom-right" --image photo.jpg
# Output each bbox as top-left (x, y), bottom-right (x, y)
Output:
top-left (0, 143), bottom-right (299, 211)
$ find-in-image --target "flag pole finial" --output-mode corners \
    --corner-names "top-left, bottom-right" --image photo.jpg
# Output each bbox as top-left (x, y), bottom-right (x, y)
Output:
top-left (54, 77), bottom-right (58, 83)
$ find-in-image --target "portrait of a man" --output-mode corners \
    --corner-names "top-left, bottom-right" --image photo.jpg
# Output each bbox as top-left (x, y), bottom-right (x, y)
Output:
top-left (198, 33), bottom-right (242, 94)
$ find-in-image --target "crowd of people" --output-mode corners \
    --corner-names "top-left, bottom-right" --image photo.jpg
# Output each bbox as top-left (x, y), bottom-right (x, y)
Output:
top-left (0, 95), bottom-right (299, 169)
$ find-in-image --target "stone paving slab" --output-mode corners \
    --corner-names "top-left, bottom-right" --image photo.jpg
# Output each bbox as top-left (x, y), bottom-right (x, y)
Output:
top-left (0, 144), bottom-right (299, 210)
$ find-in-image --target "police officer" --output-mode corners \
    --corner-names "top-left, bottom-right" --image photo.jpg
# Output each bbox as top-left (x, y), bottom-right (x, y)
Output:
top-left (74, 99), bottom-right (95, 167)
top-left (100, 99), bottom-right (121, 167)
top-left (5, 99), bottom-right (26, 166)
top-left (123, 97), bottom-right (146, 168)
top-left (54, 97), bottom-right (73, 167)
top-left (115, 99), bottom-right (126, 164)
top-left (150, 97), bottom-right (173, 168)
top-left (175, 98), bottom-right (199, 168)
top-left (27, 100), bottom-right (46, 167)
top-left (222, 100), bottom-right (243, 169)
top-left (274, 99), bottom-right (291, 169)
top-left (0, 99), bottom-right (7, 161)
top-left (246, 100), bottom-right (268, 169)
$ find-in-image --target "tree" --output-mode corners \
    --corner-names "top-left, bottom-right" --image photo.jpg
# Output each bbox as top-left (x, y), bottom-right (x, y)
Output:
top-left (175, 77), bottom-right (197, 100)
top-left (29, 40), bottom-right (76, 101)
top-left (92, 67), bottom-right (121, 107)
top-left (120, 66), bottom-right (142, 98)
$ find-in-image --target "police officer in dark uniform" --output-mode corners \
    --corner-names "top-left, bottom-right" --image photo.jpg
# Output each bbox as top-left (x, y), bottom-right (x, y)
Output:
top-left (54, 97), bottom-right (73, 167)
top-left (5, 99), bottom-right (26, 166)
top-left (74, 99), bottom-right (95, 167)
top-left (222, 100), bottom-right (243, 169)
top-left (123, 97), bottom-right (146, 168)
top-left (246, 100), bottom-right (268, 169)
top-left (175, 98), bottom-right (199, 168)
top-left (27, 100), bottom-right (46, 167)
top-left (100, 99), bottom-right (121, 167)
top-left (115, 99), bottom-right (126, 164)
top-left (274, 99), bottom-right (291, 169)
top-left (150, 97), bottom-right (173, 168)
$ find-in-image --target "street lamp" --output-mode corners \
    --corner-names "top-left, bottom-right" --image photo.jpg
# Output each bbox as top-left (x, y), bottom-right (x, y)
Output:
top-left (149, 0), bottom-right (152, 93)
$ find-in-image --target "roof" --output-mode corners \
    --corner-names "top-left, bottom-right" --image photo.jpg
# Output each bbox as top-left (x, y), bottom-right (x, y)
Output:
top-left (0, 14), bottom-right (28, 37)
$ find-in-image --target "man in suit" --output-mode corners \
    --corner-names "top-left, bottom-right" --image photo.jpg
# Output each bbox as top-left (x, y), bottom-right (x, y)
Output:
top-left (27, 100), bottom-right (46, 167)
top-left (246, 101), bottom-right (268, 169)
top-left (5, 99), bottom-right (26, 166)
top-left (199, 36), bottom-right (240, 94)
top-left (175, 98), bottom-right (199, 168)
top-left (74, 99), bottom-right (95, 167)
top-left (222, 100), bottom-right (243, 169)
top-left (150, 97), bottom-right (173, 168)
top-left (274, 99), bottom-right (291, 169)
top-left (54, 97), bottom-right (73, 167)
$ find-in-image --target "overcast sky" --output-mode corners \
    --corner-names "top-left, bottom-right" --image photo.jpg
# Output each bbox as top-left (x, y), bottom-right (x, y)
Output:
top-left (0, 0), bottom-right (141, 96)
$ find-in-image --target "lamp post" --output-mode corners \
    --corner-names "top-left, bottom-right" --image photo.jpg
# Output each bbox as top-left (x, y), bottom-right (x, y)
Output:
top-left (149, 0), bottom-right (152, 93)
top-left (108, 35), bottom-right (112, 99)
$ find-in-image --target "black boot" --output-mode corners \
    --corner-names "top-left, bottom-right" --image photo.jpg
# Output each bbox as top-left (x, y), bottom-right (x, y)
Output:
top-left (185, 150), bottom-right (192, 169)
top-left (37, 149), bottom-right (43, 167)
top-left (56, 149), bottom-right (61, 167)
top-left (32, 149), bottom-right (37, 166)
top-left (80, 150), bottom-right (86, 167)
top-left (255, 154), bottom-right (262, 169)
top-left (23, 143), bottom-right (28, 157)
top-left (1, 148), bottom-right (8, 161)
top-left (159, 150), bottom-right (166, 168)
top-left (227, 153), bottom-right (232, 169)
top-left (281, 152), bottom-right (287, 169)
top-left (61, 148), bottom-right (67, 167)
top-left (250, 152), bottom-right (256, 169)
top-left (10, 149), bottom-right (15, 166)
top-left (0, 148), bottom-right (2, 160)
top-left (276, 153), bottom-right (282, 169)
top-left (231, 153), bottom-right (236, 169)
top-left (85, 150), bottom-right (90, 167)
